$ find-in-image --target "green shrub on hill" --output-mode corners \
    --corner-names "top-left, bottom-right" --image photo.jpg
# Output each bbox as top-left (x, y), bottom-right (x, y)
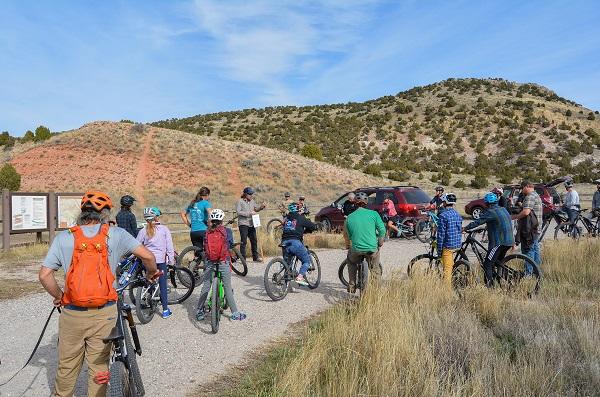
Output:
top-left (0, 163), bottom-right (21, 191)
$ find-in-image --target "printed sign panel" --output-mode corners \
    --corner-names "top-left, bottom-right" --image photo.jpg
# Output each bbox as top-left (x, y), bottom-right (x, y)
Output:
top-left (11, 195), bottom-right (48, 231)
top-left (58, 196), bottom-right (82, 229)
top-left (252, 214), bottom-right (261, 227)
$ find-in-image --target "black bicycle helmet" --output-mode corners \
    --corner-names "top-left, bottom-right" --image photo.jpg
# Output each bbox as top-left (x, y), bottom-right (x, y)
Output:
top-left (435, 186), bottom-right (444, 193)
top-left (120, 195), bottom-right (135, 207)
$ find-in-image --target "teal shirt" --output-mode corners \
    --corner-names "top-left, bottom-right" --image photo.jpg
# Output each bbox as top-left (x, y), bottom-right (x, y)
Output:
top-left (186, 200), bottom-right (211, 232)
top-left (345, 207), bottom-right (386, 252)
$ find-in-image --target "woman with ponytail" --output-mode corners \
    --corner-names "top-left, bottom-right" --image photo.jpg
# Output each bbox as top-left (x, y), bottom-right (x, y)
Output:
top-left (137, 207), bottom-right (175, 318)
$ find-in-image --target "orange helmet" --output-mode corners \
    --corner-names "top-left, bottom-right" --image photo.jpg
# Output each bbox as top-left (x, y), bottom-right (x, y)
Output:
top-left (81, 191), bottom-right (113, 211)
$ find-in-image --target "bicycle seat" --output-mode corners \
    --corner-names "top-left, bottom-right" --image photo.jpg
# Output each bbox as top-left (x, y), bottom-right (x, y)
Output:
top-left (366, 251), bottom-right (375, 255)
top-left (102, 326), bottom-right (123, 344)
top-left (278, 243), bottom-right (287, 248)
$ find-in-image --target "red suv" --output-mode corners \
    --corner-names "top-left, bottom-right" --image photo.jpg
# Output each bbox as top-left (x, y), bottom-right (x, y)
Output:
top-left (314, 186), bottom-right (431, 231)
top-left (464, 178), bottom-right (564, 219)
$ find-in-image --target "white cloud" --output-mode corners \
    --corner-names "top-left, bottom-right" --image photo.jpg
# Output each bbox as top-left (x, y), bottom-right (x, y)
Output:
top-left (188, 0), bottom-right (380, 104)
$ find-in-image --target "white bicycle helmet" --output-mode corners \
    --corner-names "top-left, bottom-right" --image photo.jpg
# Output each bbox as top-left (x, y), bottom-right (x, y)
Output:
top-left (210, 209), bottom-right (225, 221)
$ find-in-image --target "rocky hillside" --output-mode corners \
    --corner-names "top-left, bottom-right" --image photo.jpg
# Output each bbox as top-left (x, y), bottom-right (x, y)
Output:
top-left (154, 78), bottom-right (600, 185)
top-left (7, 122), bottom-right (389, 211)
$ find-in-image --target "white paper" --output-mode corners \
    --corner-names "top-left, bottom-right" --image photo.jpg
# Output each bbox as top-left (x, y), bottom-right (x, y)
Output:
top-left (252, 214), bottom-right (261, 227)
top-left (11, 195), bottom-right (48, 230)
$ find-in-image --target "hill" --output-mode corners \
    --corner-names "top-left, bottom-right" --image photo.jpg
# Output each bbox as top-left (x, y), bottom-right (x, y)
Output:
top-left (6, 121), bottom-right (389, 211)
top-left (153, 78), bottom-right (600, 185)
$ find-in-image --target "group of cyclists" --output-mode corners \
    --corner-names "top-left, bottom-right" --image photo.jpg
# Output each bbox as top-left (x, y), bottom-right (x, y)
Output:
top-left (35, 179), bottom-right (600, 396)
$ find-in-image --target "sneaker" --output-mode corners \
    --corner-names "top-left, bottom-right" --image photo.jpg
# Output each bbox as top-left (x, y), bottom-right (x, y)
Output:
top-left (162, 309), bottom-right (172, 319)
top-left (230, 312), bottom-right (247, 321)
top-left (295, 275), bottom-right (309, 286)
top-left (195, 309), bottom-right (205, 321)
top-left (253, 257), bottom-right (263, 263)
top-left (347, 283), bottom-right (356, 294)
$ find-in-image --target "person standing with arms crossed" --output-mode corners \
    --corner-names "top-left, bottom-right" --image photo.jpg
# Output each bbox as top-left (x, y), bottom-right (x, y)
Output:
top-left (38, 191), bottom-right (157, 397)
top-left (236, 187), bottom-right (266, 262)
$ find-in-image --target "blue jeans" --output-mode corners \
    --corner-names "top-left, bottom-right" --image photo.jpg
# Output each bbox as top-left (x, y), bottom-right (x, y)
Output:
top-left (282, 239), bottom-right (311, 275)
top-left (521, 238), bottom-right (541, 274)
top-left (157, 263), bottom-right (169, 311)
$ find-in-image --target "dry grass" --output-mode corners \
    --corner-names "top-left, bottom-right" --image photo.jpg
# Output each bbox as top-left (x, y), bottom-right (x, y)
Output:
top-left (221, 238), bottom-right (600, 396)
top-left (256, 230), bottom-right (345, 258)
top-left (0, 243), bottom-right (50, 264)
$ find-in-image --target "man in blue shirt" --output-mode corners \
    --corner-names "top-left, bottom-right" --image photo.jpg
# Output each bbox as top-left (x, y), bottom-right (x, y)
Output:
top-left (436, 193), bottom-right (462, 286)
top-left (464, 192), bottom-right (514, 288)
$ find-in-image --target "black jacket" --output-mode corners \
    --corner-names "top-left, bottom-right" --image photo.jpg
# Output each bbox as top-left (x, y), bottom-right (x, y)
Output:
top-left (281, 213), bottom-right (317, 242)
top-left (516, 210), bottom-right (539, 251)
top-left (342, 201), bottom-right (357, 217)
top-left (116, 209), bottom-right (138, 238)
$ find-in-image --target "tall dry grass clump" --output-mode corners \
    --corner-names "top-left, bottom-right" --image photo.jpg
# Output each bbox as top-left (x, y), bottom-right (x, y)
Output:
top-left (261, 239), bottom-right (600, 397)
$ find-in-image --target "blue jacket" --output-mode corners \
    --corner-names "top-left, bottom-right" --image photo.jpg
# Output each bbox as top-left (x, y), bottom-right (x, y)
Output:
top-left (465, 204), bottom-right (514, 249)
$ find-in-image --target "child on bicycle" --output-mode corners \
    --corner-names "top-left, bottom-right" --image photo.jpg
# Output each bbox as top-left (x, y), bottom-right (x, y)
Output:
top-left (196, 209), bottom-right (246, 321)
top-left (281, 202), bottom-right (317, 286)
top-left (136, 207), bottom-right (175, 319)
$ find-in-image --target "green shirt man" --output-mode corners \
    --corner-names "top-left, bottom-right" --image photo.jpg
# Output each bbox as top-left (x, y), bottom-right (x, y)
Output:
top-left (344, 204), bottom-right (386, 292)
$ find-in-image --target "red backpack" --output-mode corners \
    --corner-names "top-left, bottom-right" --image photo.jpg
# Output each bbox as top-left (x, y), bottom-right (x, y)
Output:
top-left (62, 224), bottom-right (117, 307)
top-left (204, 225), bottom-right (229, 262)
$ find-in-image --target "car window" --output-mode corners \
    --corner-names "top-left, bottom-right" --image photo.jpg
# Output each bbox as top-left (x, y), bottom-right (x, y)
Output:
top-left (548, 187), bottom-right (561, 204)
top-left (376, 190), bottom-right (398, 204)
top-left (335, 193), bottom-right (349, 207)
top-left (366, 191), bottom-right (377, 206)
top-left (534, 187), bottom-right (544, 197)
top-left (402, 189), bottom-right (430, 204)
top-left (502, 187), bottom-right (513, 198)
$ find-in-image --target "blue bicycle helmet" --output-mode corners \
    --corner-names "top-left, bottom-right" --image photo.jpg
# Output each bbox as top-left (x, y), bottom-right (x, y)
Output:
top-left (243, 187), bottom-right (255, 195)
top-left (143, 207), bottom-right (161, 220)
top-left (484, 192), bottom-right (498, 204)
top-left (287, 202), bottom-right (299, 213)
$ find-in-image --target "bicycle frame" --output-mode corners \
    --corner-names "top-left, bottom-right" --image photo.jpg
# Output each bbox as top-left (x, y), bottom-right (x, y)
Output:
top-left (206, 267), bottom-right (226, 310)
top-left (456, 231), bottom-right (488, 266)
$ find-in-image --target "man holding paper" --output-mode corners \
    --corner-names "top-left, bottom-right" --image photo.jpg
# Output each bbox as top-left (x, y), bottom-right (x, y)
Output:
top-left (236, 186), bottom-right (266, 262)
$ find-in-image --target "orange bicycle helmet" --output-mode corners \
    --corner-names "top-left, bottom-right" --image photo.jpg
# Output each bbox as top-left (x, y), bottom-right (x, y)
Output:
top-left (81, 190), bottom-right (113, 211)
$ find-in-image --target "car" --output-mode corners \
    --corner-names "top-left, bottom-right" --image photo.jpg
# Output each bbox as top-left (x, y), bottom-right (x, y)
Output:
top-left (464, 178), bottom-right (565, 219)
top-left (314, 185), bottom-right (431, 231)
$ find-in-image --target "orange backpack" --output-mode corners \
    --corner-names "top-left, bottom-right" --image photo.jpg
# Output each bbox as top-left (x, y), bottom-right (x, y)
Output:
top-left (61, 224), bottom-right (118, 307)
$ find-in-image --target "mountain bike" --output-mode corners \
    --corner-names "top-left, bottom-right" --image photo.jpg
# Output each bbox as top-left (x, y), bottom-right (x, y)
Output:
top-left (459, 228), bottom-right (540, 295)
top-left (104, 276), bottom-right (145, 396)
top-left (263, 244), bottom-right (321, 301)
top-left (415, 210), bottom-right (440, 243)
top-left (573, 209), bottom-right (599, 237)
top-left (406, 235), bottom-right (471, 290)
top-left (176, 217), bottom-right (248, 280)
top-left (388, 216), bottom-right (418, 239)
top-left (127, 262), bottom-right (195, 324)
top-left (204, 263), bottom-right (228, 334)
top-left (552, 208), bottom-right (582, 240)
top-left (338, 254), bottom-right (383, 295)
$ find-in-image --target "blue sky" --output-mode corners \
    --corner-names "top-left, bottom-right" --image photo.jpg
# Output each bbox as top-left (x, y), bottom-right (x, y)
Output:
top-left (1, 0), bottom-right (599, 135)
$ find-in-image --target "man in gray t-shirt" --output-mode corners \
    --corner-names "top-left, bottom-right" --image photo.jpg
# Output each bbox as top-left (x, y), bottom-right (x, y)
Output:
top-left (38, 191), bottom-right (157, 397)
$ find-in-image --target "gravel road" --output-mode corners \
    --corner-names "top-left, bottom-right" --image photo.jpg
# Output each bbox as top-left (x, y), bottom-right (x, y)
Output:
top-left (0, 229), bottom-right (529, 396)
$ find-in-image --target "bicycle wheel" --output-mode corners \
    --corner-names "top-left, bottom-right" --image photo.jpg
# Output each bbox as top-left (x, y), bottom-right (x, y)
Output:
top-left (496, 254), bottom-right (541, 296)
top-left (124, 326), bottom-right (144, 396)
top-left (554, 223), bottom-right (580, 240)
top-left (400, 218), bottom-right (417, 239)
top-left (166, 266), bottom-right (195, 304)
top-left (415, 219), bottom-right (432, 243)
top-left (108, 361), bottom-right (134, 397)
top-left (267, 218), bottom-right (283, 234)
top-left (407, 254), bottom-right (441, 277)
top-left (210, 277), bottom-right (220, 334)
top-left (451, 259), bottom-right (473, 290)
top-left (263, 258), bottom-right (291, 301)
top-left (304, 250), bottom-right (321, 289)
top-left (230, 246), bottom-right (248, 276)
top-left (338, 259), bottom-right (350, 287)
top-left (357, 262), bottom-right (370, 294)
top-left (135, 284), bottom-right (157, 324)
top-left (176, 245), bottom-right (205, 283)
